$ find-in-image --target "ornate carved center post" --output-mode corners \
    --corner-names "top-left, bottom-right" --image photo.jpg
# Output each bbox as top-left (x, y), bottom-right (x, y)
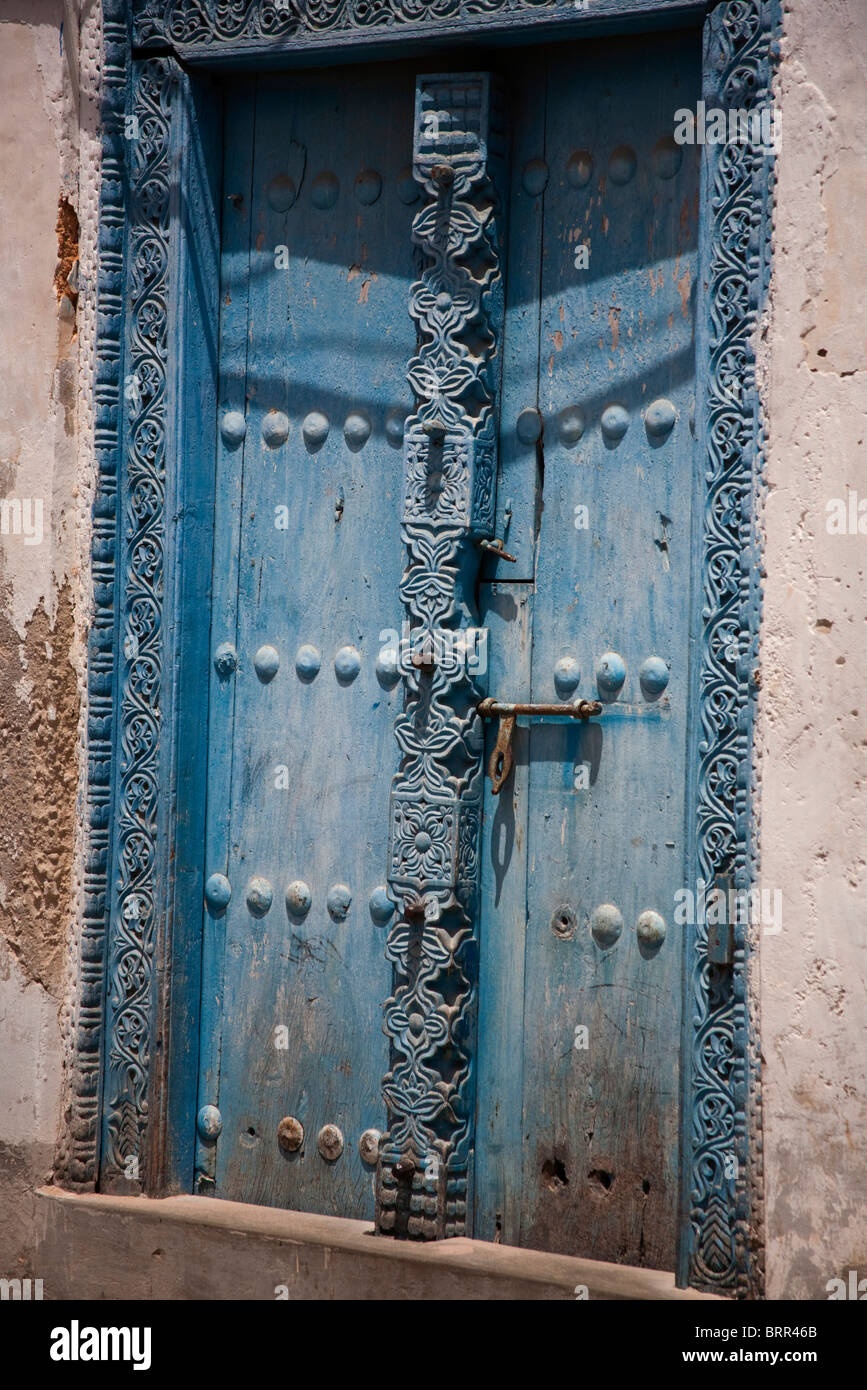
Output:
top-left (377, 73), bottom-right (507, 1239)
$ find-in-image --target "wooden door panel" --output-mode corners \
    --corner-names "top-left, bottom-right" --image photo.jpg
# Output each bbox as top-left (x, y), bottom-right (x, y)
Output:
top-left (196, 34), bottom-right (703, 1263)
top-left (477, 31), bottom-right (701, 1268)
top-left (199, 67), bottom-right (418, 1216)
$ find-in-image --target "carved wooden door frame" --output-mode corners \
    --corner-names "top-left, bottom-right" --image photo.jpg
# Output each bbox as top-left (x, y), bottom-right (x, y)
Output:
top-left (58, 0), bottom-right (780, 1297)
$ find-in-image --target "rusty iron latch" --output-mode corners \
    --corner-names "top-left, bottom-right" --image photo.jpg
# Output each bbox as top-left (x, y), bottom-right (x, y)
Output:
top-left (478, 537), bottom-right (517, 563)
top-left (477, 697), bottom-right (603, 794)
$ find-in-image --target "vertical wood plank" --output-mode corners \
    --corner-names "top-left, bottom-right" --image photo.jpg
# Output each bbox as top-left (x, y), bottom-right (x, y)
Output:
top-left (517, 30), bottom-right (701, 1267)
top-left (195, 81), bottom-right (256, 1190)
top-left (156, 68), bottom-right (224, 1196)
top-left (474, 582), bottom-right (533, 1244)
top-left (483, 54), bottom-right (547, 583)
top-left (210, 64), bottom-right (418, 1217)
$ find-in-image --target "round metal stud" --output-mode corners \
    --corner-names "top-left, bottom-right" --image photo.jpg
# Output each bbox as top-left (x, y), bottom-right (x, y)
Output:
top-left (246, 876), bottom-right (273, 917)
top-left (213, 642), bottom-right (238, 678)
top-left (369, 885), bottom-right (396, 925)
top-left (295, 644), bottom-right (321, 682)
top-left (644, 398), bottom-right (677, 440)
top-left (197, 1104), bottom-right (222, 1140)
top-left (311, 171), bottom-right (339, 209)
top-left (639, 655), bottom-right (670, 699)
top-left (600, 404), bottom-right (630, 442)
top-left (375, 643), bottom-right (400, 688)
top-left (516, 407), bottom-right (543, 445)
top-left (277, 1116), bottom-right (304, 1153)
top-left (566, 149), bottom-right (594, 188)
top-left (334, 645), bottom-right (361, 683)
top-left (327, 883), bottom-right (352, 921)
top-left (608, 145), bottom-right (637, 185)
top-left (590, 903), bottom-right (624, 949)
top-left (285, 880), bottom-right (312, 918)
top-left (355, 169), bottom-right (382, 205)
top-left (267, 173), bottom-right (297, 211)
top-left (652, 135), bottom-right (682, 180)
top-left (596, 651), bottom-right (627, 696)
top-left (385, 407), bottom-right (408, 448)
top-left (253, 644), bottom-right (280, 682)
top-left (220, 410), bottom-right (246, 446)
top-left (554, 656), bottom-right (581, 698)
top-left (359, 1128), bottom-right (382, 1165)
top-left (204, 872), bottom-right (232, 914)
top-left (522, 158), bottom-right (549, 196)
top-left (557, 406), bottom-right (586, 447)
top-left (317, 1124), bottom-right (345, 1161)
top-left (636, 909), bottom-right (667, 947)
top-left (302, 410), bottom-right (329, 451)
top-left (343, 410), bottom-right (372, 452)
top-left (261, 410), bottom-right (289, 447)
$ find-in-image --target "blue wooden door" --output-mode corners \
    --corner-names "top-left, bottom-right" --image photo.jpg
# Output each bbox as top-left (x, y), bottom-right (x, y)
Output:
top-left (196, 30), bottom-right (700, 1266)
top-left (475, 32), bottom-right (700, 1267)
top-left (196, 65), bottom-right (419, 1216)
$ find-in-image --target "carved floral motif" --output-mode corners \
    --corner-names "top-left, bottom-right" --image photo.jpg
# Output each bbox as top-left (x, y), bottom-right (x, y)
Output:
top-left (689, 0), bottom-right (779, 1297)
top-left (377, 72), bottom-right (505, 1239)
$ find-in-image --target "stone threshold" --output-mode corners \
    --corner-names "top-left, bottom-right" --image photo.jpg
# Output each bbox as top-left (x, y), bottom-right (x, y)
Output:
top-left (34, 1187), bottom-right (719, 1300)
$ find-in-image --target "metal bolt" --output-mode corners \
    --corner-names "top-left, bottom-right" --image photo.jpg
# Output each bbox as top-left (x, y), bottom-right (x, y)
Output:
top-left (317, 1124), bottom-right (345, 1161)
top-left (213, 642), bottom-right (238, 678)
top-left (430, 163), bottom-right (454, 190)
top-left (359, 1129), bottom-right (381, 1165)
top-left (197, 1105), bottom-right (222, 1141)
top-left (277, 1116), bottom-right (304, 1153)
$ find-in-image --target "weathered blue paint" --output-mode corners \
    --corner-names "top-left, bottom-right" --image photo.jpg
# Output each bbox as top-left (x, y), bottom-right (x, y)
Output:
top-left (474, 31), bottom-right (701, 1270)
top-left (195, 67), bottom-right (418, 1216)
top-left (194, 82), bottom-right (256, 1196)
top-left (680, 0), bottom-right (780, 1298)
top-left (70, 0), bottom-right (778, 1299)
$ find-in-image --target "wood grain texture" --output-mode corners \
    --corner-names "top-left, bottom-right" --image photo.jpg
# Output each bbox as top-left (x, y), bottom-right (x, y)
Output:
top-left (477, 29), bottom-right (701, 1268)
top-left (199, 67), bottom-right (418, 1217)
top-left (154, 67), bottom-right (224, 1198)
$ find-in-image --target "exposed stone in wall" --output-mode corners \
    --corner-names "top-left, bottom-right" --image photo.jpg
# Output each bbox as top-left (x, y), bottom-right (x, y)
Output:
top-left (54, 195), bottom-right (80, 318)
top-left (0, 0), bottom-right (91, 1278)
top-left (0, 586), bottom-right (78, 996)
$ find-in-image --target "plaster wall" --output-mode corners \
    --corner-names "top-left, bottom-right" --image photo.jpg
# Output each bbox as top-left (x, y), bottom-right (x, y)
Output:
top-left (0, 0), bottom-right (863, 1300)
top-left (758, 0), bottom-right (867, 1302)
top-left (0, 0), bottom-right (99, 1280)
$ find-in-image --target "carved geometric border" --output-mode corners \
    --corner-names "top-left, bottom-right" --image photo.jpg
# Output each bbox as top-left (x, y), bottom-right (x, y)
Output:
top-left (55, 0), bottom-right (132, 1192)
top-left (61, 0), bottom-right (777, 1296)
top-left (99, 49), bottom-right (177, 1191)
top-left (686, 0), bottom-right (780, 1298)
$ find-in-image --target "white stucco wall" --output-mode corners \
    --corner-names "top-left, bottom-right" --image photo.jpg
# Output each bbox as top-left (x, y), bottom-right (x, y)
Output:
top-left (0, 0), bottom-right (99, 1275)
top-left (0, 0), bottom-right (863, 1299)
top-left (758, 0), bottom-right (867, 1301)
